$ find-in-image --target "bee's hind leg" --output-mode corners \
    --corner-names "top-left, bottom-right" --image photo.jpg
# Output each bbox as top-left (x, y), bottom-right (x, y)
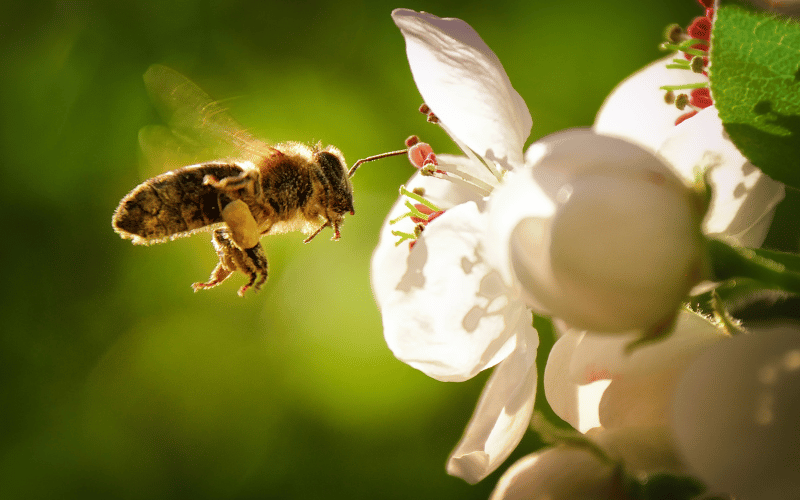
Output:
top-left (191, 227), bottom-right (269, 297)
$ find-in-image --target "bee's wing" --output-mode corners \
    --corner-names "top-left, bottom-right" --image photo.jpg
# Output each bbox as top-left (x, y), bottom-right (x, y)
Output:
top-left (140, 64), bottom-right (277, 170)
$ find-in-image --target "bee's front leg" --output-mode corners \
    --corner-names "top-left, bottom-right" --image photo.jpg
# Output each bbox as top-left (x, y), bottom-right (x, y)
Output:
top-left (192, 227), bottom-right (269, 296)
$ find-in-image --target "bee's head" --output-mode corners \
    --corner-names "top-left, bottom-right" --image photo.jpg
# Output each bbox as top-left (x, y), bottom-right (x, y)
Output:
top-left (315, 146), bottom-right (355, 217)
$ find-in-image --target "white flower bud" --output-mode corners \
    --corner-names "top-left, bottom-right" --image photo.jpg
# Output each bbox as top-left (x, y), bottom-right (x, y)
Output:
top-left (490, 447), bottom-right (617, 500)
top-left (487, 129), bottom-right (705, 333)
top-left (672, 324), bottom-right (800, 500)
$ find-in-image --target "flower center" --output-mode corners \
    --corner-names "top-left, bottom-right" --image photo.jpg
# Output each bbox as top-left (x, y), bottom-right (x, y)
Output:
top-left (658, 0), bottom-right (715, 125)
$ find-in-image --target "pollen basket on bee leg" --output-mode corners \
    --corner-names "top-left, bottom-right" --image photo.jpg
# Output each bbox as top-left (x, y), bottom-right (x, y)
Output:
top-left (221, 199), bottom-right (261, 249)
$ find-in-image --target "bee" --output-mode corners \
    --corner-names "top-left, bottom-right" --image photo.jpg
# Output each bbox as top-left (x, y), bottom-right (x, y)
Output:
top-left (113, 65), bottom-right (404, 296)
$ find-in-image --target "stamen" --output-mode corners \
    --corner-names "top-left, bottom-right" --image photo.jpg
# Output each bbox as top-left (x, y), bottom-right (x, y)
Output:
top-left (675, 93), bottom-right (690, 110)
top-left (403, 200), bottom-right (429, 220)
top-left (667, 58), bottom-right (691, 69)
top-left (660, 41), bottom-right (708, 57)
top-left (418, 103), bottom-right (439, 123)
top-left (435, 121), bottom-right (504, 182)
top-left (432, 161), bottom-right (494, 196)
top-left (391, 229), bottom-right (417, 246)
top-left (659, 82), bottom-right (708, 92)
top-left (662, 0), bottom-right (713, 127)
top-left (399, 185), bottom-right (441, 212)
top-left (690, 56), bottom-right (706, 73)
top-left (664, 23), bottom-right (683, 43)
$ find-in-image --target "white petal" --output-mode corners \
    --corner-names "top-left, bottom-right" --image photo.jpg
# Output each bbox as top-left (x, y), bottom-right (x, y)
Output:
top-left (484, 163), bottom-right (556, 293)
top-left (543, 329), bottom-right (609, 433)
top-left (548, 312), bottom-right (723, 431)
top-left (599, 367), bottom-right (685, 429)
top-left (568, 311), bottom-right (725, 382)
top-left (447, 329), bottom-right (538, 483)
top-left (594, 55), bottom-right (707, 153)
top-left (371, 170), bottom-right (483, 308)
top-left (392, 9), bottom-right (531, 168)
top-left (542, 330), bottom-right (581, 429)
top-left (489, 447), bottom-right (616, 500)
top-left (657, 106), bottom-right (785, 247)
top-left (378, 202), bottom-right (525, 382)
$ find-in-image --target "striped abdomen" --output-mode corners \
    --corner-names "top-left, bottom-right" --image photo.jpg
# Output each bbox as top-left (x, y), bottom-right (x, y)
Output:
top-left (113, 162), bottom-right (245, 244)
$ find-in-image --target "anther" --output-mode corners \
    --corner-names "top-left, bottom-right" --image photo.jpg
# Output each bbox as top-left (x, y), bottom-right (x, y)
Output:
top-left (405, 135), bottom-right (420, 148)
top-left (419, 103), bottom-right (440, 123)
top-left (690, 56), bottom-right (706, 73)
top-left (664, 90), bottom-right (676, 105)
top-left (664, 23), bottom-right (683, 43)
top-left (675, 93), bottom-right (690, 110)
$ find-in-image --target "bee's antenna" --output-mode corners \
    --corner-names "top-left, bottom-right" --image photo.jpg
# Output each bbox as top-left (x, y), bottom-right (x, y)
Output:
top-left (348, 149), bottom-right (408, 178)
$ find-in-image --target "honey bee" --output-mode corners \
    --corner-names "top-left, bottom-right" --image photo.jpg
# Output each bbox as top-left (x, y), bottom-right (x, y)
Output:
top-left (113, 65), bottom-right (404, 296)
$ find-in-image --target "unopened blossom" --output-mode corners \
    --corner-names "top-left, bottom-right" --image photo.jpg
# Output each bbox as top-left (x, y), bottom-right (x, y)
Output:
top-left (485, 129), bottom-right (706, 334)
top-left (372, 8), bottom-right (537, 484)
top-left (490, 447), bottom-right (619, 500)
top-left (543, 310), bottom-right (727, 476)
top-left (673, 323), bottom-right (800, 499)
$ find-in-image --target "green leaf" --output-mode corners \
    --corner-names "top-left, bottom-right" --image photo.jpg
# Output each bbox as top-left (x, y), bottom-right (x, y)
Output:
top-left (710, 4), bottom-right (800, 189)
top-left (708, 239), bottom-right (800, 294)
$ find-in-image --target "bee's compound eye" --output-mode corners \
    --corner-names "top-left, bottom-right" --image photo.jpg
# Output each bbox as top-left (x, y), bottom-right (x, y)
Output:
top-left (316, 151), bottom-right (346, 181)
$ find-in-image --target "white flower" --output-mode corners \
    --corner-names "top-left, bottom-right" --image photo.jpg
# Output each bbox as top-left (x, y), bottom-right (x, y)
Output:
top-left (594, 56), bottom-right (785, 248)
top-left (485, 129), bottom-right (706, 334)
top-left (374, 7), bottom-right (788, 487)
top-left (672, 322), bottom-right (800, 500)
top-left (372, 9), bottom-right (538, 484)
top-left (543, 310), bottom-right (727, 476)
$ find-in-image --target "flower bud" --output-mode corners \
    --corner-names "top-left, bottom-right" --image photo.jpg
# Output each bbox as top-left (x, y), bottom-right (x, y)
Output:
top-left (490, 447), bottom-right (618, 500)
top-left (487, 129), bottom-right (705, 333)
top-left (672, 324), bottom-right (800, 500)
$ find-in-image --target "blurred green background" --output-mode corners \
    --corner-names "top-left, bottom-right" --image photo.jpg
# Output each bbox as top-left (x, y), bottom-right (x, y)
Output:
top-left (0, 1), bottom-right (712, 498)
